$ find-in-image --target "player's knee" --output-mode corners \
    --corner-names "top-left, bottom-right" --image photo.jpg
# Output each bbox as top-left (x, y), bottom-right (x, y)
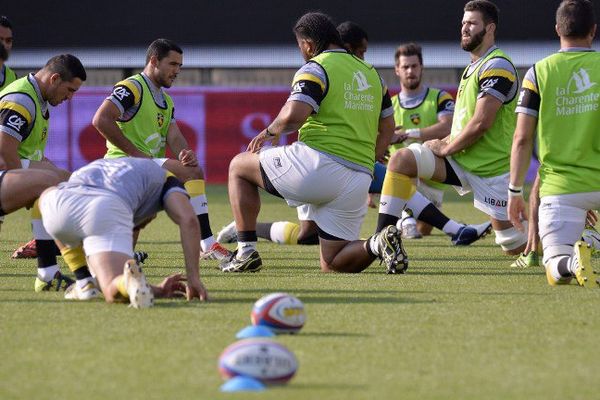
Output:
top-left (417, 222), bottom-right (433, 236)
top-left (494, 225), bottom-right (528, 255)
top-left (228, 153), bottom-right (246, 178)
top-left (388, 148), bottom-right (417, 176)
top-left (406, 143), bottom-right (436, 180)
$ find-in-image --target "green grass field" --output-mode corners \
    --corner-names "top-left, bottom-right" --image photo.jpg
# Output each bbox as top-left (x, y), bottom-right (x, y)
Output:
top-left (1, 185), bottom-right (599, 400)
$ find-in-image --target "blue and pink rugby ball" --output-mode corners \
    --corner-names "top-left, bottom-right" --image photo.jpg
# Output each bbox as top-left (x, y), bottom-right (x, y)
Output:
top-left (219, 338), bottom-right (298, 384)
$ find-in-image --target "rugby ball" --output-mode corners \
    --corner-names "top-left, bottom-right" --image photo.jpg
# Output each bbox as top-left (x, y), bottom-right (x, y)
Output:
top-left (218, 338), bottom-right (298, 384)
top-left (251, 293), bottom-right (306, 334)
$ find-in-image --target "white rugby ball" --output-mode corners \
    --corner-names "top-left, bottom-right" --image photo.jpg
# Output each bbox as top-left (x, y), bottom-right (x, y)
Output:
top-left (218, 338), bottom-right (298, 384)
top-left (251, 292), bottom-right (306, 334)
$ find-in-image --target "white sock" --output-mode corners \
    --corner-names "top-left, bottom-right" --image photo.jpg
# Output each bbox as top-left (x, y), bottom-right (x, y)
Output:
top-left (368, 235), bottom-right (380, 256)
top-left (201, 237), bottom-right (216, 252)
top-left (548, 255), bottom-right (571, 280)
top-left (236, 241), bottom-right (257, 258)
top-left (76, 277), bottom-right (94, 289)
top-left (37, 265), bottom-right (59, 282)
top-left (442, 220), bottom-right (462, 236)
top-left (405, 190), bottom-right (431, 218)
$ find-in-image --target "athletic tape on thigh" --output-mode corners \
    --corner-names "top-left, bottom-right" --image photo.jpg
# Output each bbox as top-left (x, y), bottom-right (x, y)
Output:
top-left (407, 143), bottom-right (435, 180)
top-left (494, 222), bottom-right (528, 251)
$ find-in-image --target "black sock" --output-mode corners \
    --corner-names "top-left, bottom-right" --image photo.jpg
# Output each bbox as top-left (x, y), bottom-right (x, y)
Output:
top-left (256, 223), bottom-right (273, 240)
top-left (238, 231), bottom-right (258, 242)
top-left (74, 266), bottom-right (93, 281)
top-left (36, 240), bottom-right (58, 268)
top-left (417, 204), bottom-right (450, 230)
top-left (197, 213), bottom-right (213, 239)
top-left (376, 213), bottom-right (399, 233)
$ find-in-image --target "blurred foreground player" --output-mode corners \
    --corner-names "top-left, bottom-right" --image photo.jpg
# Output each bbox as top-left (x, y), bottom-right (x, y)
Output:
top-left (39, 158), bottom-right (209, 307)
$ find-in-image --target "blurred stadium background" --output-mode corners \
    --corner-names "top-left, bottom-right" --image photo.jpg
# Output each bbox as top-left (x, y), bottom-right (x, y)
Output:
top-left (3, 0), bottom-right (599, 179)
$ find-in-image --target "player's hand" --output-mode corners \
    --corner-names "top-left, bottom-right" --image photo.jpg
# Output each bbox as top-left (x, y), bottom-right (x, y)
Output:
top-left (508, 196), bottom-right (528, 232)
top-left (392, 127), bottom-right (408, 144)
top-left (186, 277), bottom-right (209, 302)
top-left (247, 129), bottom-right (277, 153)
top-left (156, 273), bottom-right (187, 298)
top-left (586, 210), bottom-right (598, 226)
top-left (179, 149), bottom-right (198, 167)
top-left (424, 139), bottom-right (447, 157)
top-left (524, 219), bottom-right (540, 254)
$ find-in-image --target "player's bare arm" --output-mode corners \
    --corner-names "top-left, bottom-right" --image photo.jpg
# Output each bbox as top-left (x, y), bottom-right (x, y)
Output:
top-left (426, 94), bottom-right (502, 157)
top-left (0, 133), bottom-right (22, 170)
top-left (507, 113), bottom-right (537, 231)
top-left (164, 191), bottom-right (208, 301)
top-left (92, 100), bottom-right (149, 158)
top-left (247, 100), bottom-right (313, 153)
top-left (375, 115), bottom-right (394, 162)
top-left (166, 122), bottom-right (197, 166)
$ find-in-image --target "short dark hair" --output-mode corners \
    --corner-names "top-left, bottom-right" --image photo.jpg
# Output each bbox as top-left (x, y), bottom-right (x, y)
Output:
top-left (464, 0), bottom-right (499, 26)
top-left (337, 21), bottom-right (369, 50)
top-left (44, 54), bottom-right (87, 82)
top-left (293, 12), bottom-right (345, 56)
top-left (556, 0), bottom-right (595, 38)
top-left (0, 16), bottom-right (13, 30)
top-left (395, 43), bottom-right (423, 65)
top-left (146, 38), bottom-right (183, 64)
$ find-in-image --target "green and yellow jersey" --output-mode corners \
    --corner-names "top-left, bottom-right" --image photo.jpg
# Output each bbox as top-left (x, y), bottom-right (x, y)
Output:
top-left (517, 49), bottom-right (600, 197)
top-left (288, 49), bottom-right (393, 173)
top-left (0, 74), bottom-right (49, 161)
top-left (450, 46), bottom-right (519, 177)
top-left (104, 73), bottom-right (175, 158)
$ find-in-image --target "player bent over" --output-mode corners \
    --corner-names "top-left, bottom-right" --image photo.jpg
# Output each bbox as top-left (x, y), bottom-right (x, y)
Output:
top-left (39, 158), bottom-right (208, 307)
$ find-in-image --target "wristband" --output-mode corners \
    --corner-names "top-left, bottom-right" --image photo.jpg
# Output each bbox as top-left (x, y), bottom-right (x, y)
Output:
top-left (508, 183), bottom-right (523, 197)
top-left (406, 128), bottom-right (421, 139)
top-left (265, 128), bottom-right (277, 137)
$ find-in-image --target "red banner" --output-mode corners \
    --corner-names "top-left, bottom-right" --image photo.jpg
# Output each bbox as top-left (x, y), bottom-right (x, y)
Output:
top-left (203, 89), bottom-right (294, 181)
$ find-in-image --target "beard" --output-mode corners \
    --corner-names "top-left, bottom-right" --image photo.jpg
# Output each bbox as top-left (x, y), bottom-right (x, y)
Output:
top-left (461, 28), bottom-right (486, 52)
top-left (402, 73), bottom-right (422, 91)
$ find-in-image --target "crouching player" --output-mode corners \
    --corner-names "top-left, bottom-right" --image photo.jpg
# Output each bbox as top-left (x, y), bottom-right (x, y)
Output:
top-left (39, 157), bottom-right (208, 307)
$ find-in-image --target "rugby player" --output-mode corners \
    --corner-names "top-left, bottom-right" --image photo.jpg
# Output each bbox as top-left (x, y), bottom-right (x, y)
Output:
top-left (508, 0), bottom-right (600, 286)
top-left (92, 38), bottom-right (232, 262)
top-left (39, 157), bottom-right (209, 307)
top-left (221, 12), bottom-right (408, 274)
top-left (375, 0), bottom-right (524, 254)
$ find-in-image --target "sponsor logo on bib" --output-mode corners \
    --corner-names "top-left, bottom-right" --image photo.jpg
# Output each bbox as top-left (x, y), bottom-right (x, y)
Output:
top-left (555, 68), bottom-right (599, 116)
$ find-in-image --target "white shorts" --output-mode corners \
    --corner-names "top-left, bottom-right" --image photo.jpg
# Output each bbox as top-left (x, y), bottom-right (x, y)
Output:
top-left (20, 159), bottom-right (30, 169)
top-left (40, 187), bottom-right (134, 256)
top-left (259, 142), bottom-right (371, 240)
top-left (539, 192), bottom-right (600, 260)
top-left (416, 180), bottom-right (445, 209)
top-left (447, 157), bottom-right (509, 220)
